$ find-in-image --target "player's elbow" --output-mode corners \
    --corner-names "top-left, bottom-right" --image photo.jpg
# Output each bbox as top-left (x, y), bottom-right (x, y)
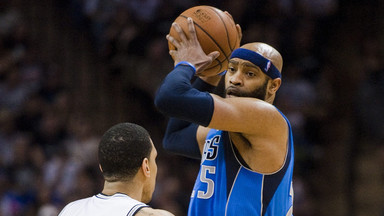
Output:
top-left (154, 88), bottom-right (175, 115)
top-left (162, 134), bottom-right (174, 151)
top-left (154, 93), bottom-right (165, 113)
top-left (155, 85), bottom-right (189, 116)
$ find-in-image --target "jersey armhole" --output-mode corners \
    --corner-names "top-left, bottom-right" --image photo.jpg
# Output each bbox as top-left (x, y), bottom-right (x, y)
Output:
top-left (232, 141), bottom-right (251, 169)
top-left (129, 204), bottom-right (149, 216)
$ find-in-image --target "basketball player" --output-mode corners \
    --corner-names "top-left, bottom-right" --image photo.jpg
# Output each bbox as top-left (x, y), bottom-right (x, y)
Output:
top-left (58, 123), bottom-right (174, 216)
top-left (155, 17), bottom-right (294, 215)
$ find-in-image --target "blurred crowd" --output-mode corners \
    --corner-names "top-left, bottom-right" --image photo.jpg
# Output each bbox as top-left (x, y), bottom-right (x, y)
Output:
top-left (0, 0), bottom-right (383, 216)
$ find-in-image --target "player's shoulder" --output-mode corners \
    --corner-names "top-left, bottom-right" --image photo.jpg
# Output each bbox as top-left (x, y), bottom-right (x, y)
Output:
top-left (58, 194), bottom-right (149, 216)
top-left (66, 196), bottom-right (92, 207)
top-left (58, 197), bottom-right (92, 215)
top-left (271, 105), bottom-right (291, 125)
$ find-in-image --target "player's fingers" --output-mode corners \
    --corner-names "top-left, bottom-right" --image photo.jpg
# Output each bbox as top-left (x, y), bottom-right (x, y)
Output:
top-left (169, 50), bottom-right (177, 59)
top-left (236, 24), bottom-right (242, 42)
top-left (224, 11), bottom-right (234, 20)
top-left (187, 17), bottom-right (198, 43)
top-left (223, 11), bottom-right (242, 42)
top-left (172, 22), bottom-right (188, 45)
top-left (208, 51), bottom-right (220, 61)
top-left (166, 34), bottom-right (181, 49)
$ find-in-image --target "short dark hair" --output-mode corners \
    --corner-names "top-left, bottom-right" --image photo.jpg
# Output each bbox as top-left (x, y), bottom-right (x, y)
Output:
top-left (98, 122), bottom-right (152, 182)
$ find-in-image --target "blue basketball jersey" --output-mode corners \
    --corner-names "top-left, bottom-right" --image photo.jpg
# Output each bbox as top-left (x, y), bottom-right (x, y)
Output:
top-left (188, 110), bottom-right (294, 216)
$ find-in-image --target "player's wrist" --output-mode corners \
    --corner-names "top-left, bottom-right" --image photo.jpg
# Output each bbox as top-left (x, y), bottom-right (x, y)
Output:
top-left (175, 61), bottom-right (196, 74)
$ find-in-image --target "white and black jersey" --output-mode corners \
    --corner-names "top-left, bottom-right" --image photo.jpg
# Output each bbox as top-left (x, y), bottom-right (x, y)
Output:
top-left (59, 193), bottom-right (148, 216)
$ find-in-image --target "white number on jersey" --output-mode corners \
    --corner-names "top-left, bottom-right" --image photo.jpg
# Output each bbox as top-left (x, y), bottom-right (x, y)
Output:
top-left (197, 165), bottom-right (216, 199)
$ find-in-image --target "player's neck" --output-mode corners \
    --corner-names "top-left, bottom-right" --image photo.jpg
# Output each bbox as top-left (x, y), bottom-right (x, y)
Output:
top-left (265, 94), bottom-right (275, 104)
top-left (102, 180), bottom-right (143, 202)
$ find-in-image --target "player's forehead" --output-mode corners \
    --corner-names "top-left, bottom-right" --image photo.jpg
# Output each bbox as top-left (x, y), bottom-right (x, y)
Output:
top-left (229, 58), bottom-right (261, 70)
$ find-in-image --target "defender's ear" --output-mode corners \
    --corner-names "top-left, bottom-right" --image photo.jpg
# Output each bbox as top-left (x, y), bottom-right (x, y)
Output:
top-left (141, 158), bottom-right (151, 177)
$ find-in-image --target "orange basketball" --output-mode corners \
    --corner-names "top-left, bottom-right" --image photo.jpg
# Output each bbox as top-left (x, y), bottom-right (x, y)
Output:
top-left (168, 5), bottom-right (240, 76)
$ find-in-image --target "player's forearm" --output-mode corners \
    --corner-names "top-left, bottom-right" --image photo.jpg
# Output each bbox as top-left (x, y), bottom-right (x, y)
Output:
top-left (155, 65), bottom-right (214, 127)
top-left (158, 69), bottom-right (217, 159)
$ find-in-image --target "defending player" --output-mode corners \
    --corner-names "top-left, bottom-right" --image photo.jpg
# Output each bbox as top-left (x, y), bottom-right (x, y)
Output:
top-left (155, 17), bottom-right (294, 215)
top-left (58, 123), bottom-right (174, 216)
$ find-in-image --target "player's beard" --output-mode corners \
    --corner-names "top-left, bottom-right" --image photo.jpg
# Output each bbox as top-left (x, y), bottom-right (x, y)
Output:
top-left (225, 78), bottom-right (269, 100)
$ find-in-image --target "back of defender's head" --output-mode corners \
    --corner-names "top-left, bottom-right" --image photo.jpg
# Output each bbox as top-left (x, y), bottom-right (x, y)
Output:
top-left (98, 122), bottom-right (152, 182)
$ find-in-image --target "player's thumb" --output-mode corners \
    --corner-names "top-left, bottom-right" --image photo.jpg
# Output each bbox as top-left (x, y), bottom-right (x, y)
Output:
top-left (208, 51), bottom-right (220, 61)
top-left (169, 50), bottom-right (177, 58)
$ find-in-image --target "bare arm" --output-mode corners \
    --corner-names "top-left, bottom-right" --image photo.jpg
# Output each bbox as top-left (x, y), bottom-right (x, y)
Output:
top-left (209, 95), bottom-right (287, 136)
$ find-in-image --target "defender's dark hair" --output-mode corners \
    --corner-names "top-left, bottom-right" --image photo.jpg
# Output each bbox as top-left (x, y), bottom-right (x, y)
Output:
top-left (98, 122), bottom-right (152, 182)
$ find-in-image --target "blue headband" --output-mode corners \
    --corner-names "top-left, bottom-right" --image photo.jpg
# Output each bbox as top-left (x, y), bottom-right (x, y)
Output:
top-left (230, 48), bottom-right (281, 79)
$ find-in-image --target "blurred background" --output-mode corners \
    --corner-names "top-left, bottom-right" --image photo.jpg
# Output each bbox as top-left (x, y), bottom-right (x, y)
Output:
top-left (0, 0), bottom-right (383, 215)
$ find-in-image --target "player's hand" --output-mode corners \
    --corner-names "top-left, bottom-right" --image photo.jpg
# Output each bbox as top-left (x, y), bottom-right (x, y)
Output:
top-left (236, 24), bottom-right (242, 42)
top-left (166, 17), bottom-right (220, 75)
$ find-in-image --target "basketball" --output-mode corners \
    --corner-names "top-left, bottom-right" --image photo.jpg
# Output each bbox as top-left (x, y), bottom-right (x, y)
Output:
top-left (168, 5), bottom-right (240, 76)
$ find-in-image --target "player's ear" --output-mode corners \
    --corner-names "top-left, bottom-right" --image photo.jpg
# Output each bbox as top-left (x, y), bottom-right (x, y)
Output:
top-left (141, 158), bottom-right (151, 177)
top-left (99, 164), bottom-right (103, 173)
top-left (268, 78), bottom-right (281, 94)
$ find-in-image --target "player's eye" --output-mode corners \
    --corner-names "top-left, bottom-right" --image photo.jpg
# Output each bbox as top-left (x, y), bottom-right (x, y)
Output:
top-left (246, 71), bottom-right (255, 77)
top-left (228, 66), bottom-right (236, 73)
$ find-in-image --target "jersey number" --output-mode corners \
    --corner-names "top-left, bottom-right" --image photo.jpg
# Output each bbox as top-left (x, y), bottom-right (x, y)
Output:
top-left (197, 165), bottom-right (216, 199)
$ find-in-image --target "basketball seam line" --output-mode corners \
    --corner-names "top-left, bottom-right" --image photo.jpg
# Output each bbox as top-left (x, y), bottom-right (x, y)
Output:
top-left (209, 8), bottom-right (237, 52)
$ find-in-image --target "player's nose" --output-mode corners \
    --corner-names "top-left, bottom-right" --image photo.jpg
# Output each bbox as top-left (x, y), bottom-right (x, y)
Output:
top-left (229, 71), bottom-right (243, 86)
